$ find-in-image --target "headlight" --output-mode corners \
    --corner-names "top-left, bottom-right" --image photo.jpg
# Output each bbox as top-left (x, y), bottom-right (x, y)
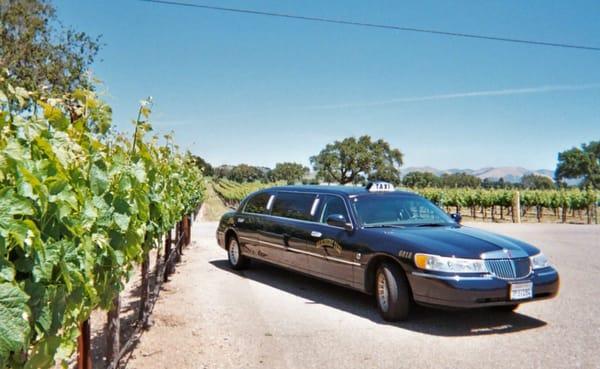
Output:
top-left (414, 253), bottom-right (487, 273)
top-left (530, 253), bottom-right (550, 269)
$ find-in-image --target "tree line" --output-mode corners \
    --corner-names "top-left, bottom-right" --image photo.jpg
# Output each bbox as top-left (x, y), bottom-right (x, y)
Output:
top-left (402, 171), bottom-right (557, 190)
top-left (195, 136), bottom-right (599, 190)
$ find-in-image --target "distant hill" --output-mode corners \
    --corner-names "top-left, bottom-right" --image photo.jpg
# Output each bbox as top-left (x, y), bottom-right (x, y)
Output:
top-left (402, 166), bottom-right (555, 183)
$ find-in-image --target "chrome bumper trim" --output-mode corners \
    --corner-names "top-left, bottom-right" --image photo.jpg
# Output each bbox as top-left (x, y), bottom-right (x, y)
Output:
top-left (535, 269), bottom-right (558, 277)
top-left (411, 272), bottom-right (493, 281)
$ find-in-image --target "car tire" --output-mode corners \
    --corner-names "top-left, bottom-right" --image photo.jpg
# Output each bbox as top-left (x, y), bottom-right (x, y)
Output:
top-left (375, 262), bottom-right (411, 321)
top-left (227, 236), bottom-right (249, 270)
top-left (493, 304), bottom-right (519, 312)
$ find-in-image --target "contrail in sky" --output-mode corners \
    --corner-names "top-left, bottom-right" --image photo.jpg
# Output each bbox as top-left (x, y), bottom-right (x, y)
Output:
top-left (305, 83), bottom-right (600, 110)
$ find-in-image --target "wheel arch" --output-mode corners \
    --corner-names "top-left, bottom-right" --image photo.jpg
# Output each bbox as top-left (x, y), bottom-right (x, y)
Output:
top-left (364, 254), bottom-right (411, 295)
top-left (224, 228), bottom-right (238, 250)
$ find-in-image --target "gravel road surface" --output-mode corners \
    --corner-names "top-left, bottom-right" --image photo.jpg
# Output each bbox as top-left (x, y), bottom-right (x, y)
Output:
top-left (126, 221), bottom-right (600, 369)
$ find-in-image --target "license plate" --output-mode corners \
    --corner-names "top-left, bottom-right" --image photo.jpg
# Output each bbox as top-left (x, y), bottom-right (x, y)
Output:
top-left (510, 282), bottom-right (533, 300)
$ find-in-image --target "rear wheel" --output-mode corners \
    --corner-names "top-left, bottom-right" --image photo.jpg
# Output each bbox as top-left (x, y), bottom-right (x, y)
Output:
top-left (227, 237), bottom-right (249, 270)
top-left (375, 262), bottom-right (411, 321)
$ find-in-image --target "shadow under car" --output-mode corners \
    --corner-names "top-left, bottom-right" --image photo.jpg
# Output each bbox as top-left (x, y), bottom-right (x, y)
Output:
top-left (210, 259), bottom-right (547, 337)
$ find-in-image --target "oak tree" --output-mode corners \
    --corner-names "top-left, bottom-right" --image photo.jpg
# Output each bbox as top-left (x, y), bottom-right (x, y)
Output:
top-left (520, 174), bottom-right (555, 189)
top-left (555, 141), bottom-right (600, 189)
top-left (0, 0), bottom-right (101, 95)
top-left (310, 135), bottom-right (403, 185)
top-left (402, 171), bottom-right (441, 188)
top-left (269, 162), bottom-right (309, 184)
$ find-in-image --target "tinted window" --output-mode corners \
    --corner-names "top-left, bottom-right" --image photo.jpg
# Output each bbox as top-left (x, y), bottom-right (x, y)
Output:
top-left (318, 195), bottom-right (349, 223)
top-left (271, 192), bottom-right (316, 221)
top-left (244, 192), bottom-right (271, 214)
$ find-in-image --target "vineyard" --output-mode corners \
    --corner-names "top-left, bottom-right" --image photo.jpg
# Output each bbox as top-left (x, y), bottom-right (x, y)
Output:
top-left (0, 78), bottom-right (204, 368)
top-left (416, 187), bottom-right (599, 223)
top-left (210, 179), bottom-right (598, 224)
top-left (211, 178), bottom-right (284, 207)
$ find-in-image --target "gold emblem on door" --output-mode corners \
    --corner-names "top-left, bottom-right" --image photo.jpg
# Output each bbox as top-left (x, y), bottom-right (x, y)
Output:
top-left (315, 239), bottom-right (342, 255)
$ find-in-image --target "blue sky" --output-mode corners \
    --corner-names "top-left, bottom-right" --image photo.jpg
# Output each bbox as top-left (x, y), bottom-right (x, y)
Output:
top-left (54, 0), bottom-right (600, 170)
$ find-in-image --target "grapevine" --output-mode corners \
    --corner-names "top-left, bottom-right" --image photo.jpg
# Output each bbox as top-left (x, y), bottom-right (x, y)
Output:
top-left (0, 75), bottom-right (205, 368)
top-left (413, 187), bottom-right (599, 221)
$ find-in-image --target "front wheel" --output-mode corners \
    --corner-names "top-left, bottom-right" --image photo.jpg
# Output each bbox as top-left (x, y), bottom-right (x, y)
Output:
top-left (227, 237), bottom-right (249, 270)
top-left (375, 262), bottom-right (412, 321)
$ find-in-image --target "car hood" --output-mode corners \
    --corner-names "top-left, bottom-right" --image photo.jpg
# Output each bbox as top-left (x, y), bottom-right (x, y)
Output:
top-left (371, 225), bottom-right (540, 258)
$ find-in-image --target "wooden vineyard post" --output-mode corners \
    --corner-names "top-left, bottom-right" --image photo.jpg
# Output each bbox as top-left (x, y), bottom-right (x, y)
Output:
top-left (155, 236), bottom-right (162, 277)
top-left (176, 220), bottom-right (183, 259)
top-left (138, 252), bottom-right (150, 327)
top-left (182, 216), bottom-right (187, 247)
top-left (164, 229), bottom-right (172, 281)
top-left (184, 215), bottom-right (191, 246)
top-left (77, 319), bottom-right (92, 369)
top-left (107, 294), bottom-right (120, 368)
top-left (512, 191), bottom-right (521, 223)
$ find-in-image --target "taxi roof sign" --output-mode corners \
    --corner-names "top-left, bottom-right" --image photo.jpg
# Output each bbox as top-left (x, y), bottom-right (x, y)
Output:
top-left (366, 181), bottom-right (395, 192)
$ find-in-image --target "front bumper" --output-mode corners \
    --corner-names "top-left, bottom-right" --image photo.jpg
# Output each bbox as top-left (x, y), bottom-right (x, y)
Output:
top-left (408, 267), bottom-right (559, 308)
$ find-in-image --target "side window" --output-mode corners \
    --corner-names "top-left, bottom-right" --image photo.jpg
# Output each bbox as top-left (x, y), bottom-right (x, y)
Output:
top-left (244, 192), bottom-right (271, 214)
top-left (271, 192), bottom-right (316, 221)
top-left (319, 195), bottom-right (349, 223)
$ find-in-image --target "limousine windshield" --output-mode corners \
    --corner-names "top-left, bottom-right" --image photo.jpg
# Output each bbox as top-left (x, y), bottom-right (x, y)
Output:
top-left (352, 194), bottom-right (454, 227)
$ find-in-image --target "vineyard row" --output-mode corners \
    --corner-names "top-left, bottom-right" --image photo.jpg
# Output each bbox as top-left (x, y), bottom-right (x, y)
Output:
top-left (211, 180), bottom-right (598, 224)
top-left (0, 81), bottom-right (205, 369)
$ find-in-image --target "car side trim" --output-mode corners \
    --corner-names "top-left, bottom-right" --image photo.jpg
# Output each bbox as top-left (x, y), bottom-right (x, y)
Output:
top-left (261, 239), bottom-right (287, 249)
top-left (287, 247), bottom-right (322, 258)
top-left (239, 236), bottom-right (286, 250)
top-left (288, 247), bottom-right (361, 266)
top-left (411, 272), bottom-right (493, 281)
top-left (238, 236), bottom-right (361, 266)
top-left (324, 256), bottom-right (361, 267)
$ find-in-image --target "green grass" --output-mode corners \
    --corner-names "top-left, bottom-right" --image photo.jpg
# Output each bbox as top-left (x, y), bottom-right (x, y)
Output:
top-left (201, 180), bottom-right (233, 221)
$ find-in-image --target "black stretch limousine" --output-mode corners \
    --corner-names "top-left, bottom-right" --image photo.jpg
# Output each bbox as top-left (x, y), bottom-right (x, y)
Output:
top-left (216, 182), bottom-right (559, 321)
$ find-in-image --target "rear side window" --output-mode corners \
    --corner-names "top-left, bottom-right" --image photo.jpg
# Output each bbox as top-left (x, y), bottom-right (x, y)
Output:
top-left (244, 192), bottom-right (271, 214)
top-left (318, 195), bottom-right (349, 223)
top-left (271, 192), bottom-right (316, 221)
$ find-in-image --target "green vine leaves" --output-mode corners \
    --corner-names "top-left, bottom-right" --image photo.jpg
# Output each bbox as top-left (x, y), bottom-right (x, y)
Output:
top-left (0, 78), bottom-right (204, 368)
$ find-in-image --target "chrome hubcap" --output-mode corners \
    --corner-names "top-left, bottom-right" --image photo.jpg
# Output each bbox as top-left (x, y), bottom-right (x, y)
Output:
top-left (229, 240), bottom-right (240, 264)
top-left (377, 273), bottom-right (389, 312)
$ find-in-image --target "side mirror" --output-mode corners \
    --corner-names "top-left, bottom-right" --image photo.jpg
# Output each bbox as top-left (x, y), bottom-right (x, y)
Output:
top-left (450, 212), bottom-right (462, 224)
top-left (326, 214), bottom-right (353, 231)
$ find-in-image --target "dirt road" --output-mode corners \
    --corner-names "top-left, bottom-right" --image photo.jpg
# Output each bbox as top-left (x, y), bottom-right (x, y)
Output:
top-left (125, 220), bottom-right (600, 369)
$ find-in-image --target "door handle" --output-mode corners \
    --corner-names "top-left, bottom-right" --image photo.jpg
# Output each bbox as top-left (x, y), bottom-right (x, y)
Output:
top-left (311, 231), bottom-right (322, 238)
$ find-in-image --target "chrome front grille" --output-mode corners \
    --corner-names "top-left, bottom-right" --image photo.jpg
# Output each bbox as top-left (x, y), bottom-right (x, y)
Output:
top-left (484, 258), bottom-right (531, 280)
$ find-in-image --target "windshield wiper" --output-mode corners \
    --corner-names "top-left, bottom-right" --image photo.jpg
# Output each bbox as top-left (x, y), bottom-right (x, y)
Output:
top-left (415, 223), bottom-right (449, 227)
top-left (363, 224), bottom-right (405, 229)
